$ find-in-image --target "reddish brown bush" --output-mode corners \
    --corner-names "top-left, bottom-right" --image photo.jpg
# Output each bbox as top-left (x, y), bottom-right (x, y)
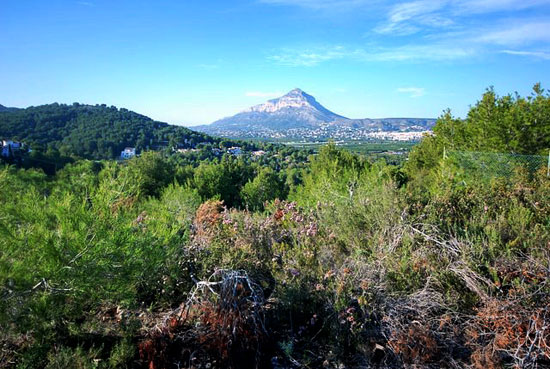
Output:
top-left (388, 323), bottom-right (440, 364)
top-left (193, 200), bottom-right (224, 246)
top-left (467, 298), bottom-right (550, 368)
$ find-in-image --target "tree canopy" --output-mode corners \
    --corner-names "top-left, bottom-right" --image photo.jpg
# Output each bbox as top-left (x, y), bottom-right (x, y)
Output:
top-left (407, 84), bottom-right (550, 172)
top-left (0, 103), bottom-right (217, 159)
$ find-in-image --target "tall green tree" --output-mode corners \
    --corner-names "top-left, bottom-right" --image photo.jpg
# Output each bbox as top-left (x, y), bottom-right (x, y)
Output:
top-left (241, 168), bottom-right (286, 211)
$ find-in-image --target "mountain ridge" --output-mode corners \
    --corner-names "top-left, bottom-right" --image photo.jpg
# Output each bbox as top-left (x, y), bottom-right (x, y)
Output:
top-left (0, 104), bottom-right (19, 113)
top-left (196, 89), bottom-right (436, 139)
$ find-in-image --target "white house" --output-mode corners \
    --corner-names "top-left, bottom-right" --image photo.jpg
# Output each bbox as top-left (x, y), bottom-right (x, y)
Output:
top-left (1, 140), bottom-right (22, 158)
top-left (120, 147), bottom-right (136, 159)
top-left (227, 147), bottom-right (242, 156)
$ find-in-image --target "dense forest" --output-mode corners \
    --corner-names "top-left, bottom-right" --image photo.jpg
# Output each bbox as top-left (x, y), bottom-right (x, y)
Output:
top-left (1, 85), bottom-right (550, 368)
top-left (0, 103), bottom-right (234, 159)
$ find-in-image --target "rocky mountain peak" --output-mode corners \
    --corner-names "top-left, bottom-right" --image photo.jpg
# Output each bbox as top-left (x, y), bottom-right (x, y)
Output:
top-left (244, 89), bottom-right (344, 120)
top-left (195, 88), bottom-right (436, 138)
top-left (285, 88), bottom-right (305, 96)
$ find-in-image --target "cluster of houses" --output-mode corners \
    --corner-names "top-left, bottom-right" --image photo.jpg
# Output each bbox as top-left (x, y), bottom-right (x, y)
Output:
top-left (176, 146), bottom-right (247, 157)
top-left (120, 147), bottom-right (136, 159)
top-left (120, 144), bottom-right (266, 161)
top-left (1, 140), bottom-right (23, 158)
top-left (1, 140), bottom-right (266, 162)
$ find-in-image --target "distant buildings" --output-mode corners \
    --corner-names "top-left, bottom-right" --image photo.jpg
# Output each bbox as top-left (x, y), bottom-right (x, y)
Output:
top-left (364, 131), bottom-right (432, 141)
top-left (227, 147), bottom-right (242, 156)
top-left (120, 147), bottom-right (136, 159)
top-left (1, 140), bottom-right (23, 158)
top-left (177, 148), bottom-right (200, 154)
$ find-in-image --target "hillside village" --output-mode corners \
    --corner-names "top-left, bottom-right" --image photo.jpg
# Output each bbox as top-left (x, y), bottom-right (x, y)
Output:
top-left (0, 135), bottom-right (269, 171)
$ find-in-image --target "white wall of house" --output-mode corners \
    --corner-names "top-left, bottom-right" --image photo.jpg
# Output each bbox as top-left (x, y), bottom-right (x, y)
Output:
top-left (120, 147), bottom-right (136, 159)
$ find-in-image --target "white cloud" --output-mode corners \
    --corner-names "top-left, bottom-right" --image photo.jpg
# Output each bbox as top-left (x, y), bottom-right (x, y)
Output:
top-left (268, 46), bottom-right (347, 66)
top-left (476, 21), bottom-right (550, 46)
top-left (388, 1), bottom-right (445, 23)
top-left (268, 43), bottom-right (476, 67)
top-left (245, 91), bottom-right (284, 97)
top-left (374, 0), bottom-right (550, 37)
top-left (265, 0), bottom-right (550, 65)
top-left (397, 87), bottom-right (426, 97)
top-left (261, 0), bottom-right (550, 12)
top-left (500, 49), bottom-right (550, 59)
top-left (453, 0), bottom-right (550, 14)
top-left (374, 1), bottom-right (455, 36)
top-left (366, 44), bottom-right (475, 61)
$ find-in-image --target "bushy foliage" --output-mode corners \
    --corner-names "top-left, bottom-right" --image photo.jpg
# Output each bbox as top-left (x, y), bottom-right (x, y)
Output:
top-left (1, 86), bottom-right (550, 368)
top-left (407, 84), bottom-right (550, 175)
top-left (241, 168), bottom-right (286, 211)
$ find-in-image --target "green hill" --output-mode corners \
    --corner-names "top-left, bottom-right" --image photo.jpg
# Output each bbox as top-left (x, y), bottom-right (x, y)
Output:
top-left (0, 103), bottom-right (217, 159)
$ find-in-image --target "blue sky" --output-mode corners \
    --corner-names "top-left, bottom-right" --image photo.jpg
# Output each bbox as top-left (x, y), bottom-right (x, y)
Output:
top-left (1, 0), bottom-right (550, 126)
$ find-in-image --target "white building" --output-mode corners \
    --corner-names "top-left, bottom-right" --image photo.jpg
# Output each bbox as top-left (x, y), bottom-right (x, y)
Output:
top-left (1, 140), bottom-right (22, 158)
top-left (120, 147), bottom-right (136, 159)
top-left (227, 147), bottom-right (242, 156)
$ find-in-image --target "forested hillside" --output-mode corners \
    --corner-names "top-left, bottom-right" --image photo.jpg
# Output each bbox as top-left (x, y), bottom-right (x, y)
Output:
top-left (0, 105), bottom-right (18, 113)
top-left (1, 85), bottom-right (550, 369)
top-left (0, 103), bottom-right (217, 159)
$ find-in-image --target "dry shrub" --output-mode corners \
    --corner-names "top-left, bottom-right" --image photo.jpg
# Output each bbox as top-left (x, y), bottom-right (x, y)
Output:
top-left (379, 283), bottom-right (472, 368)
top-left (136, 308), bottom-right (192, 369)
top-left (470, 348), bottom-right (500, 369)
top-left (195, 201), bottom-right (224, 227)
top-left (186, 270), bottom-right (266, 365)
top-left (467, 298), bottom-right (550, 369)
top-left (389, 323), bottom-right (440, 364)
top-left (137, 270), bottom-right (268, 369)
top-left (192, 200), bottom-right (224, 246)
top-left (493, 258), bottom-right (547, 290)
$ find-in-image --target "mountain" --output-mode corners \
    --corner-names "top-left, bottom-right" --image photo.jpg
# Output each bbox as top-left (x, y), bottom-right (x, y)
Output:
top-left (0, 104), bottom-right (19, 113)
top-left (0, 103), bottom-right (221, 159)
top-left (199, 88), bottom-right (345, 132)
top-left (196, 89), bottom-right (436, 140)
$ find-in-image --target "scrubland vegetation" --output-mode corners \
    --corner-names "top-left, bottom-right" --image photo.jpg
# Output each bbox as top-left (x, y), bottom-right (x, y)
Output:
top-left (1, 85), bottom-right (550, 368)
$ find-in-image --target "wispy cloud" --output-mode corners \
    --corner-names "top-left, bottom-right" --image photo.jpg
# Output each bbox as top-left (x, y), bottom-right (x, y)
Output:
top-left (245, 91), bottom-right (284, 97)
top-left (397, 87), bottom-right (426, 97)
top-left (269, 46), bottom-right (347, 66)
top-left (261, 0), bottom-right (550, 12)
top-left (374, 0), bottom-right (550, 37)
top-left (375, 0), bottom-right (450, 35)
top-left (365, 43), bottom-right (475, 61)
top-left (268, 43), bottom-right (475, 66)
top-left (500, 49), bottom-right (550, 59)
top-left (476, 21), bottom-right (550, 46)
top-left (453, 0), bottom-right (550, 14)
top-left (264, 0), bottom-right (550, 64)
